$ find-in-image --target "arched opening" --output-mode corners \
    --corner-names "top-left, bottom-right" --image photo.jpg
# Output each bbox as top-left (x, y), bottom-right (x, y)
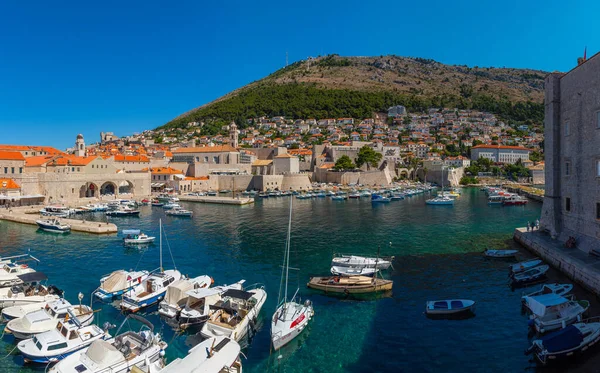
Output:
top-left (100, 181), bottom-right (117, 196)
top-left (79, 182), bottom-right (99, 198)
top-left (399, 170), bottom-right (409, 179)
top-left (118, 180), bottom-right (134, 195)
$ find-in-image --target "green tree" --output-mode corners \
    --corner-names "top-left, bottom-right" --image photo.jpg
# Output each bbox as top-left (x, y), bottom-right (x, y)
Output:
top-left (334, 155), bottom-right (356, 171)
top-left (530, 150), bottom-right (542, 163)
top-left (355, 146), bottom-right (383, 170)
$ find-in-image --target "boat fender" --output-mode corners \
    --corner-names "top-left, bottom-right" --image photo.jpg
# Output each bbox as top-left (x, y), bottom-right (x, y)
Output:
top-left (159, 350), bottom-right (165, 357)
top-left (21, 264), bottom-right (28, 268)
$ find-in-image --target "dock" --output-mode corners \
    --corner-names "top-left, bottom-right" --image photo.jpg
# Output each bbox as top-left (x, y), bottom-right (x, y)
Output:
top-left (514, 228), bottom-right (600, 295)
top-left (178, 195), bottom-right (255, 205)
top-left (0, 207), bottom-right (117, 234)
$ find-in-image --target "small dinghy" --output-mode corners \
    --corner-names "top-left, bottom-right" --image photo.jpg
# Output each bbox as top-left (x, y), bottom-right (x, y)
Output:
top-left (157, 275), bottom-right (212, 319)
top-left (165, 208), bottom-right (193, 217)
top-left (330, 266), bottom-right (377, 277)
top-left (94, 270), bottom-right (150, 301)
top-left (511, 264), bottom-right (549, 286)
top-left (425, 299), bottom-right (476, 316)
top-left (158, 336), bottom-right (242, 373)
top-left (521, 284), bottom-right (574, 307)
top-left (525, 294), bottom-right (589, 333)
top-left (106, 207), bottom-right (140, 216)
top-left (510, 259), bottom-right (543, 275)
top-left (36, 219), bottom-right (71, 234)
top-left (526, 322), bottom-right (600, 365)
top-left (17, 310), bottom-right (111, 364)
top-left (6, 298), bottom-right (94, 340)
top-left (484, 249), bottom-right (518, 259)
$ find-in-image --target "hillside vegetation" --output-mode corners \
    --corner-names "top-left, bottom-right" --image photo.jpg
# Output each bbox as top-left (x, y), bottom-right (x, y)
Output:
top-left (160, 55), bottom-right (547, 130)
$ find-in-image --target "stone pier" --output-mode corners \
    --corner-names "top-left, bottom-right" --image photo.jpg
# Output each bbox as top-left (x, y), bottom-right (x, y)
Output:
top-left (0, 207), bottom-right (117, 234)
top-left (514, 228), bottom-right (600, 295)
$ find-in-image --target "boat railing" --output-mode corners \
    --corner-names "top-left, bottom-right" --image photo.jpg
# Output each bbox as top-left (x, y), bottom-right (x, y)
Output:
top-left (244, 283), bottom-right (265, 291)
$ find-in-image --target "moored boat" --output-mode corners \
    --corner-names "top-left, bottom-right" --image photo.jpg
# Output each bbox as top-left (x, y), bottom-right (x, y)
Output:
top-left (106, 207), bottom-right (140, 216)
top-left (331, 255), bottom-right (392, 270)
top-left (525, 294), bottom-right (589, 333)
top-left (503, 195), bottom-right (528, 205)
top-left (165, 208), bottom-right (193, 217)
top-left (521, 283), bottom-right (574, 307)
top-left (157, 275), bottom-right (213, 319)
top-left (307, 276), bottom-right (393, 295)
top-left (0, 272), bottom-right (62, 309)
top-left (526, 322), bottom-right (600, 365)
top-left (510, 259), bottom-right (543, 275)
top-left (425, 299), bottom-right (476, 316)
top-left (425, 196), bottom-right (454, 205)
top-left (94, 270), bottom-right (150, 301)
top-left (123, 232), bottom-right (156, 245)
top-left (371, 194), bottom-right (391, 203)
top-left (36, 218), bottom-right (71, 233)
top-left (159, 336), bottom-right (242, 373)
top-left (484, 249), bottom-right (518, 259)
top-left (330, 266), bottom-right (377, 277)
top-left (512, 264), bottom-right (550, 286)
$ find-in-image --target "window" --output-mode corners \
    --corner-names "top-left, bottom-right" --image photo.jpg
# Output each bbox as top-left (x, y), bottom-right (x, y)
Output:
top-left (48, 342), bottom-right (68, 351)
top-left (565, 197), bottom-right (571, 212)
top-left (565, 122), bottom-right (570, 136)
top-left (565, 161), bottom-right (571, 176)
top-left (3, 167), bottom-right (6, 174)
top-left (597, 203), bottom-right (600, 220)
top-left (10, 167), bottom-right (14, 174)
top-left (19, 167), bottom-right (22, 173)
top-left (71, 167), bottom-right (75, 172)
top-left (597, 160), bottom-right (600, 177)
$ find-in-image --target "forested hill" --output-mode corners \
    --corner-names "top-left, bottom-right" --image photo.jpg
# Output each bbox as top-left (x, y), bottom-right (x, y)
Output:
top-left (159, 55), bottom-right (547, 131)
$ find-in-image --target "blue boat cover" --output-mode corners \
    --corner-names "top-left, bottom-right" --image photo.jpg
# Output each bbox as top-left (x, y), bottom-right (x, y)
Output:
top-left (539, 325), bottom-right (583, 353)
top-left (123, 229), bottom-right (141, 235)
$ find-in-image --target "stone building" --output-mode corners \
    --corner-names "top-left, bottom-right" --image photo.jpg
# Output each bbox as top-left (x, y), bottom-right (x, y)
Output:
top-left (471, 145), bottom-right (531, 164)
top-left (74, 134), bottom-right (86, 157)
top-left (540, 53), bottom-right (600, 250)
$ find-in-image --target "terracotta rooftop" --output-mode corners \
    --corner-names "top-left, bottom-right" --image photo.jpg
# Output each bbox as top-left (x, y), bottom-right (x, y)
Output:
top-left (113, 154), bottom-right (150, 162)
top-left (252, 160), bottom-right (273, 166)
top-left (0, 178), bottom-right (20, 189)
top-left (149, 167), bottom-right (185, 175)
top-left (0, 151), bottom-right (25, 161)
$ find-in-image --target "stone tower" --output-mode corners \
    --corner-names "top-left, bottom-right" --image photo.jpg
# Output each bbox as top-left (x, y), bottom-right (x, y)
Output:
top-left (229, 121), bottom-right (239, 148)
top-left (75, 134), bottom-right (86, 157)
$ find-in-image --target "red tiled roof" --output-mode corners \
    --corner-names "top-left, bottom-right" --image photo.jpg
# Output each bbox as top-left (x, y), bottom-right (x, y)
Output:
top-left (0, 151), bottom-right (25, 161)
top-left (113, 154), bottom-right (150, 162)
top-left (0, 178), bottom-right (20, 189)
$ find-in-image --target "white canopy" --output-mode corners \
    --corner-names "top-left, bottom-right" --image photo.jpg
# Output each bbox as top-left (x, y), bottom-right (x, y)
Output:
top-left (160, 336), bottom-right (240, 373)
top-left (525, 293), bottom-right (568, 317)
top-left (101, 271), bottom-right (128, 293)
top-left (164, 280), bottom-right (196, 306)
top-left (84, 340), bottom-right (125, 368)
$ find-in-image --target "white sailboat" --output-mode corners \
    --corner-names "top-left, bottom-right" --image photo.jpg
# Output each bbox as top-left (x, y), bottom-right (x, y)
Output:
top-left (271, 198), bottom-right (314, 351)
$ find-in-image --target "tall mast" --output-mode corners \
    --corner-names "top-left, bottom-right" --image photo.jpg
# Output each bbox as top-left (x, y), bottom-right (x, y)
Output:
top-left (284, 197), bottom-right (293, 304)
top-left (159, 219), bottom-right (163, 272)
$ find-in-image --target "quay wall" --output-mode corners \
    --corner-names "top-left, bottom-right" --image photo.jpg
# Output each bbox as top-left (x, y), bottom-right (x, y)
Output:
top-left (314, 169), bottom-right (391, 186)
top-left (514, 228), bottom-right (600, 295)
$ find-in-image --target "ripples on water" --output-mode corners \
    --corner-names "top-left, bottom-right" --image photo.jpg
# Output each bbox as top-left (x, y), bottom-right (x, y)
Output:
top-left (0, 189), bottom-right (551, 372)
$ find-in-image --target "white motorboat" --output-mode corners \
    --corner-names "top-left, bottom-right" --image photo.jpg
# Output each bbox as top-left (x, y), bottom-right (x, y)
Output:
top-left (525, 294), bottom-right (589, 333)
top-left (527, 322), bottom-right (600, 365)
top-left (425, 299), bottom-right (476, 316)
top-left (39, 206), bottom-right (73, 218)
top-left (330, 266), bottom-right (377, 277)
top-left (271, 198), bottom-right (314, 351)
top-left (0, 262), bottom-right (37, 288)
top-left (331, 255), bottom-right (392, 270)
top-left (200, 285), bottom-right (267, 342)
top-left (158, 275), bottom-right (213, 318)
top-left (178, 280), bottom-right (246, 330)
top-left (120, 219), bottom-right (182, 313)
top-left (162, 203), bottom-right (181, 210)
top-left (521, 284), bottom-right (574, 307)
top-left (48, 315), bottom-right (168, 373)
top-left (36, 218), bottom-right (71, 233)
top-left (85, 203), bottom-right (108, 212)
top-left (165, 208), bottom-right (193, 217)
top-left (0, 272), bottom-right (63, 309)
top-left (510, 259), bottom-right (543, 274)
top-left (484, 249), bottom-right (519, 259)
top-left (512, 265), bottom-right (550, 286)
top-left (94, 270), bottom-right (150, 301)
top-left (2, 302), bottom-right (50, 321)
top-left (425, 196), bottom-right (454, 205)
top-left (159, 336), bottom-right (242, 373)
top-left (106, 206), bottom-right (140, 216)
top-left (17, 310), bottom-right (111, 364)
top-left (123, 233), bottom-right (156, 245)
top-left (6, 298), bottom-right (94, 340)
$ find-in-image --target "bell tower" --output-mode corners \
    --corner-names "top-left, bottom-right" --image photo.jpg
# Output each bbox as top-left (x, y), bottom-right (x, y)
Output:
top-left (229, 121), bottom-right (239, 148)
top-left (75, 134), bottom-right (86, 157)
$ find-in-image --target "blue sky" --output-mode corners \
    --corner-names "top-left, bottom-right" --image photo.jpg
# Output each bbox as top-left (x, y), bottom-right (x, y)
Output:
top-left (0, 0), bottom-right (597, 149)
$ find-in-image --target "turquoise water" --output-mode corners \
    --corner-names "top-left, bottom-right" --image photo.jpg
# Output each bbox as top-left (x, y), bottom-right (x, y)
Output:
top-left (0, 189), bottom-right (544, 372)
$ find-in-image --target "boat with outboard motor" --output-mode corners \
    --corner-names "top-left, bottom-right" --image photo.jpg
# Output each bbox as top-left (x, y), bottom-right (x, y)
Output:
top-left (510, 259), bottom-right (543, 275)
top-left (331, 254), bottom-right (393, 270)
top-left (307, 275), bottom-right (393, 295)
top-left (39, 206), bottom-right (74, 218)
top-left (521, 284), bottom-right (574, 309)
top-left (177, 280), bottom-right (246, 330)
top-left (17, 310), bottom-right (111, 364)
top-left (525, 294), bottom-right (589, 334)
top-left (94, 270), bottom-right (150, 301)
top-left (511, 265), bottom-right (550, 286)
top-left (157, 275), bottom-right (213, 319)
top-left (106, 206), bottom-right (140, 217)
top-left (484, 249), bottom-right (519, 259)
top-left (330, 266), bottom-right (377, 277)
top-left (48, 315), bottom-right (168, 373)
top-left (123, 230), bottom-right (156, 245)
top-left (425, 299), bottom-right (476, 316)
top-left (0, 272), bottom-right (62, 309)
top-left (6, 298), bottom-right (94, 340)
top-left (200, 285), bottom-right (267, 342)
top-left (36, 218), bottom-right (71, 233)
top-left (526, 321), bottom-right (600, 365)
top-left (165, 208), bottom-right (193, 217)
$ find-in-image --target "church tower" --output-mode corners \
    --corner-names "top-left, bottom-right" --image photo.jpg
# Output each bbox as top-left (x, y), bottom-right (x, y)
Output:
top-left (229, 121), bottom-right (239, 148)
top-left (75, 134), bottom-right (86, 157)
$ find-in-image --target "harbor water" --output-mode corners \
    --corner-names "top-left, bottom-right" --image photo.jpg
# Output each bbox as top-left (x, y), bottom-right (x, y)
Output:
top-left (0, 188), bottom-right (561, 372)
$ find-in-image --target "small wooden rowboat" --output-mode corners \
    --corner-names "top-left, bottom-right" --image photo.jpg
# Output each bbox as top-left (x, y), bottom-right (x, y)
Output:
top-left (307, 276), bottom-right (393, 294)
